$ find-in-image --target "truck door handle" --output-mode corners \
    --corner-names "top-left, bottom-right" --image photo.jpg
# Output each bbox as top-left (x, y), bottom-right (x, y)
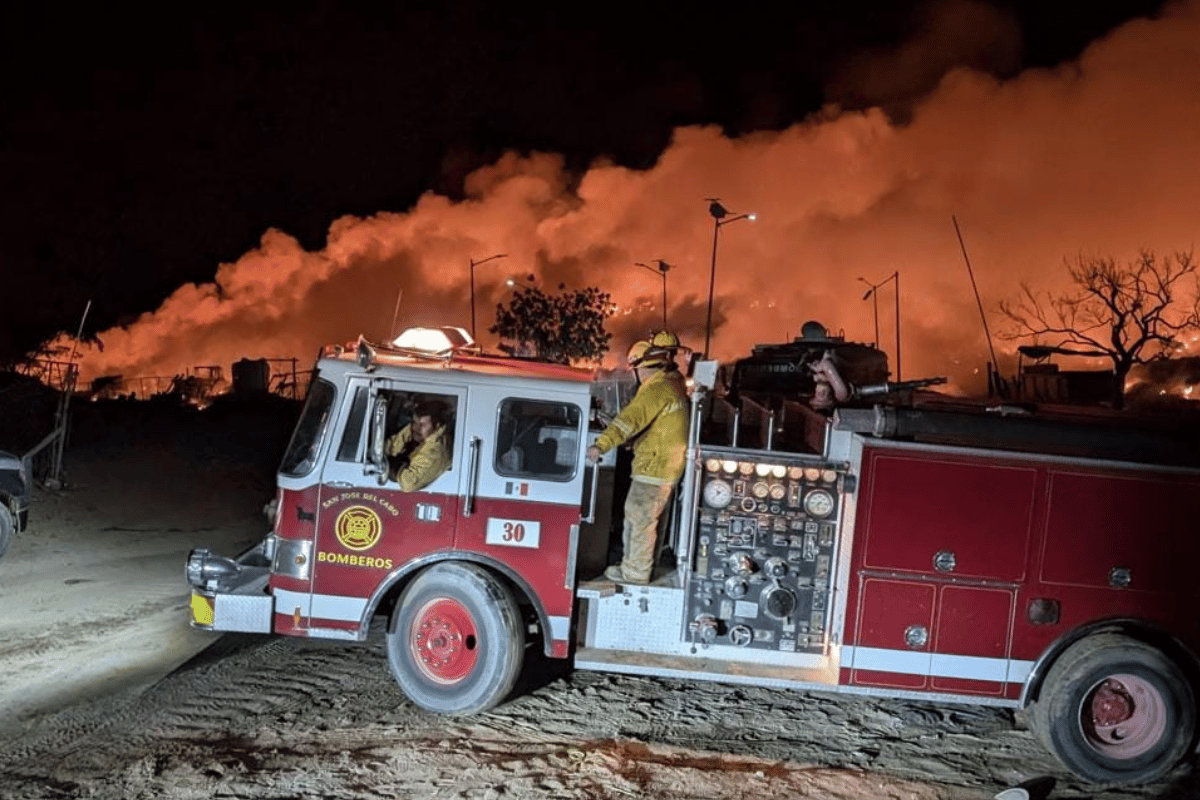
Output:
top-left (581, 462), bottom-right (600, 524)
top-left (326, 481), bottom-right (351, 488)
top-left (463, 436), bottom-right (482, 518)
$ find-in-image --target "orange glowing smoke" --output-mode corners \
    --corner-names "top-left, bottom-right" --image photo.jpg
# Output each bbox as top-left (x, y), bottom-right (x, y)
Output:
top-left (59, 2), bottom-right (1200, 396)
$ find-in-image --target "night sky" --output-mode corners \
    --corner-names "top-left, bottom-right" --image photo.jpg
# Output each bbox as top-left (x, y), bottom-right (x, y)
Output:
top-left (0, 1), bottom-right (1173, 367)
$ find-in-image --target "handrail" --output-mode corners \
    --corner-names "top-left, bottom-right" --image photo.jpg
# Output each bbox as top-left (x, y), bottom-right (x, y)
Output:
top-left (463, 436), bottom-right (482, 517)
top-left (581, 461), bottom-right (600, 524)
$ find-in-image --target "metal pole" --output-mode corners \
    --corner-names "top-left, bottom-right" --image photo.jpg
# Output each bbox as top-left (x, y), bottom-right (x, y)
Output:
top-left (952, 215), bottom-right (998, 387)
top-left (704, 220), bottom-right (719, 358)
top-left (893, 271), bottom-right (902, 381)
top-left (871, 290), bottom-right (880, 346)
top-left (660, 271), bottom-right (668, 328)
top-left (469, 261), bottom-right (477, 341)
top-left (469, 253), bottom-right (508, 342)
top-left (390, 289), bottom-right (403, 340)
top-left (52, 299), bottom-right (91, 486)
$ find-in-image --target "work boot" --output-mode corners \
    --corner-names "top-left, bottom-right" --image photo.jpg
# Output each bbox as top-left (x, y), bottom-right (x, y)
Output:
top-left (603, 565), bottom-right (647, 585)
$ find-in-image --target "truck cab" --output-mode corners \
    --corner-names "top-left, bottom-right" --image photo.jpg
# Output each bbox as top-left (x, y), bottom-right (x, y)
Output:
top-left (190, 331), bottom-right (607, 711)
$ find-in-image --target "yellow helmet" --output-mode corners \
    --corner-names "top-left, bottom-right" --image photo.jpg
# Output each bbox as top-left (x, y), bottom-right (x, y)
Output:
top-left (650, 330), bottom-right (681, 350)
top-left (627, 339), bottom-right (668, 368)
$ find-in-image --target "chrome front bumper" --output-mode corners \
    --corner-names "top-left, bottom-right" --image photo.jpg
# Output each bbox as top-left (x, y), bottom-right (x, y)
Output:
top-left (186, 539), bottom-right (275, 633)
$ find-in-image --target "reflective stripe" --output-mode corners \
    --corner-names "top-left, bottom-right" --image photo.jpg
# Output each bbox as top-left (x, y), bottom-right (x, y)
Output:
top-left (549, 615), bottom-right (571, 640)
top-left (274, 588), bottom-right (368, 624)
top-left (844, 645), bottom-right (1034, 684)
top-left (276, 591), bottom-right (571, 643)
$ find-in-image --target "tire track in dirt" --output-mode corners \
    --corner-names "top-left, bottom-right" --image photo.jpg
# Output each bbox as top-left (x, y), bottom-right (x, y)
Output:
top-left (0, 627), bottom-right (1196, 800)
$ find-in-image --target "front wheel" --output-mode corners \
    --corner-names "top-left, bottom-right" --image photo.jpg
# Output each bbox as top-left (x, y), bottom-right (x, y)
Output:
top-left (1030, 633), bottom-right (1196, 785)
top-left (386, 562), bottom-right (524, 715)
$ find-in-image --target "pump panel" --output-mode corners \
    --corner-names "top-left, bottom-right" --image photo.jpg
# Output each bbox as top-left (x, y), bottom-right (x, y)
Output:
top-left (686, 450), bottom-right (844, 654)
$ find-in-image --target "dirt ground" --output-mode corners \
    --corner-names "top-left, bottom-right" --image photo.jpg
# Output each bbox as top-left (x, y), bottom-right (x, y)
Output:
top-left (0, 400), bottom-right (1197, 800)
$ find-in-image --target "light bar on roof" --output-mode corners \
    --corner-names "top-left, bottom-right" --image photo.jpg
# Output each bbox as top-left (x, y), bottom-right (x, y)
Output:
top-left (392, 326), bottom-right (476, 356)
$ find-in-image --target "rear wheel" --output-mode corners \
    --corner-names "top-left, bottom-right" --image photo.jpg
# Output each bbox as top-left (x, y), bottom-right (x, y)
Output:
top-left (1030, 634), bottom-right (1196, 785)
top-left (386, 562), bottom-right (524, 715)
top-left (0, 505), bottom-right (13, 559)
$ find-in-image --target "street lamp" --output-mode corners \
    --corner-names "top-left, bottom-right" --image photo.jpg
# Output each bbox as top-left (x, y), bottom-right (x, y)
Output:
top-left (469, 253), bottom-right (508, 341)
top-left (703, 199), bottom-right (756, 358)
top-left (858, 271), bottom-right (901, 381)
top-left (505, 273), bottom-right (537, 290)
top-left (634, 259), bottom-right (672, 327)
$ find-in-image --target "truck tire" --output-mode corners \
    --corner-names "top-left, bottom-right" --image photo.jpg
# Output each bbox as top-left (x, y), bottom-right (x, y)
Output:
top-left (0, 505), bottom-right (13, 559)
top-left (386, 562), bottom-right (524, 715)
top-left (1030, 633), bottom-right (1196, 785)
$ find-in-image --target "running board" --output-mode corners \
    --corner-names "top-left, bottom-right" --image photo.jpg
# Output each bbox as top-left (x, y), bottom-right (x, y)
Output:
top-left (573, 646), bottom-right (839, 689)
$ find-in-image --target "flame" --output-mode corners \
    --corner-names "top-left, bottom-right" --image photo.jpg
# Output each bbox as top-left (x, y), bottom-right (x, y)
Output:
top-left (54, 2), bottom-right (1200, 397)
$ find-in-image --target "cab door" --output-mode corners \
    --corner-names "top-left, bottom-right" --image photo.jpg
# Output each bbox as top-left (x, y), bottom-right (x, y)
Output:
top-left (453, 385), bottom-right (591, 655)
top-left (307, 376), bottom-right (467, 637)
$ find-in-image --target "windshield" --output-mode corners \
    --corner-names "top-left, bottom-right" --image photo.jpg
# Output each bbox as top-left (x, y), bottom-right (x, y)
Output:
top-left (280, 378), bottom-right (336, 477)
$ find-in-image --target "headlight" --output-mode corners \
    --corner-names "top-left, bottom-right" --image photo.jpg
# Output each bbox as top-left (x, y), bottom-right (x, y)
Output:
top-left (186, 548), bottom-right (242, 590)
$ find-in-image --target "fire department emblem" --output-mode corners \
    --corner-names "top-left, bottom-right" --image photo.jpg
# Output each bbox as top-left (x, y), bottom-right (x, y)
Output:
top-left (335, 505), bottom-right (383, 551)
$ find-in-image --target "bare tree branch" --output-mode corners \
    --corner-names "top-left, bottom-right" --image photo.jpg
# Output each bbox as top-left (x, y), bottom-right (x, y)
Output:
top-left (998, 250), bottom-right (1198, 408)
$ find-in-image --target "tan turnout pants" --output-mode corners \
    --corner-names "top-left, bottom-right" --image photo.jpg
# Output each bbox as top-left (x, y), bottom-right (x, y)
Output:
top-left (618, 480), bottom-right (676, 582)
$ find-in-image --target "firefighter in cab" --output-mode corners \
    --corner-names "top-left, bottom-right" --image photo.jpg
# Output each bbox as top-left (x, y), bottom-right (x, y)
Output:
top-left (587, 331), bottom-right (689, 584)
top-left (386, 400), bottom-right (452, 491)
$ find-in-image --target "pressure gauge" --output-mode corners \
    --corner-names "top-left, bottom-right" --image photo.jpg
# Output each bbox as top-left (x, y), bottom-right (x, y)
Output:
top-left (821, 469), bottom-right (838, 484)
top-left (721, 459), bottom-right (739, 474)
top-left (769, 483), bottom-right (786, 501)
top-left (755, 462), bottom-right (772, 477)
top-left (703, 479), bottom-right (733, 509)
top-left (788, 466), bottom-right (804, 480)
top-left (771, 464), bottom-right (787, 479)
top-left (705, 458), bottom-right (722, 472)
top-left (804, 467), bottom-right (822, 482)
top-left (738, 461), bottom-right (755, 476)
top-left (752, 481), bottom-right (770, 499)
top-left (804, 488), bottom-right (835, 518)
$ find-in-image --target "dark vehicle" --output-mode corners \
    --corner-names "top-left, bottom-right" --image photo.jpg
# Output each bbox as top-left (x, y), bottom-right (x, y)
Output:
top-left (0, 449), bottom-right (30, 559)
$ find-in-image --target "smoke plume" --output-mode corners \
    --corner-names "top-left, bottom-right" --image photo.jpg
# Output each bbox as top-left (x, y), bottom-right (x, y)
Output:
top-left (65, 1), bottom-right (1200, 396)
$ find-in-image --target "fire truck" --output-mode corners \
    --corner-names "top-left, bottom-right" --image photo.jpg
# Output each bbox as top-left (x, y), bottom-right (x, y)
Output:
top-left (187, 326), bottom-right (1200, 786)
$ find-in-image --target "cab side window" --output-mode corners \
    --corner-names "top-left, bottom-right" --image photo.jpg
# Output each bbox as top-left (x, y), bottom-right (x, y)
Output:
top-left (494, 399), bottom-right (582, 482)
top-left (380, 390), bottom-right (458, 491)
top-left (336, 387), bottom-right (369, 461)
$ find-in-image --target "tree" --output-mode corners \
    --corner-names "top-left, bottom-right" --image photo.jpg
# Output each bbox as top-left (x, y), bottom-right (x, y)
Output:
top-left (998, 250), bottom-right (1198, 409)
top-left (490, 284), bottom-right (614, 365)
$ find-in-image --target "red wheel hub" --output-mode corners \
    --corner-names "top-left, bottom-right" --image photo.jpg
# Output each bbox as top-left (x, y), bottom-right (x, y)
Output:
top-left (1082, 673), bottom-right (1167, 759)
top-left (410, 597), bottom-right (478, 684)
top-left (1092, 679), bottom-right (1134, 727)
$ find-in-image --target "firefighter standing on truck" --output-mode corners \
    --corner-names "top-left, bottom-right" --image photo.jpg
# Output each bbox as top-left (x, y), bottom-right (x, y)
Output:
top-left (587, 331), bottom-right (689, 584)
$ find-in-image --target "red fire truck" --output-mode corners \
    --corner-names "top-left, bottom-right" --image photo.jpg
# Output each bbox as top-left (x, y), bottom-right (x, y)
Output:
top-left (187, 327), bottom-right (1200, 786)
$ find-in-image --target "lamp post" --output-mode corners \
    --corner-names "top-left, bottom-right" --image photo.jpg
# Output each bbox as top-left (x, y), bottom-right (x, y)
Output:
top-left (505, 273), bottom-right (537, 290)
top-left (703, 199), bottom-right (756, 358)
top-left (634, 259), bottom-right (672, 327)
top-left (469, 253), bottom-right (508, 341)
top-left (858, 271), bottom-right (901, 381)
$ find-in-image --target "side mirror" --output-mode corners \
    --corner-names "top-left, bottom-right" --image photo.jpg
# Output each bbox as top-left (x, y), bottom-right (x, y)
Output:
top-left (367, 394), bottom-right (389, 485)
